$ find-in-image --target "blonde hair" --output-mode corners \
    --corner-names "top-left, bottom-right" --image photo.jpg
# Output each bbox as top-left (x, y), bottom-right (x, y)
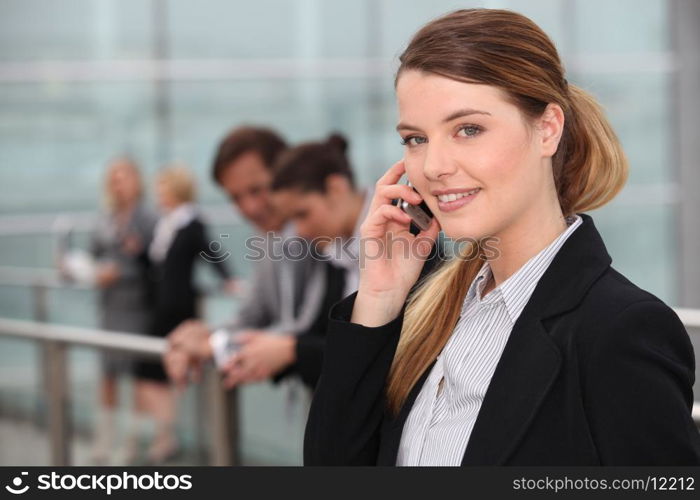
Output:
top-left (157, 165), bottom-right (197, 204)
top-left (104, 157), bottom-right (143, 211)
top-left (386, 9), bottom-right (629, 415)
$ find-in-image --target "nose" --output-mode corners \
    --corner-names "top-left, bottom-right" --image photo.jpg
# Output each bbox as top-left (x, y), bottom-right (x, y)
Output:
top-left (422, 141), bottom-right (458, 182)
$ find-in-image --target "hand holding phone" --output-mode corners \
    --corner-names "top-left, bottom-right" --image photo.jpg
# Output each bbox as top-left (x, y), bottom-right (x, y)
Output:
top-left (353, 161), bottom-right (439, 327)
top-left (398, 181), bottom-right (433, 233)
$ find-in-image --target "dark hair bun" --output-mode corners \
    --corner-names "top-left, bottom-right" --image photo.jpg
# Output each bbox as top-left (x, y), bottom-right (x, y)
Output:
top-left (326, 133), bottom-right (348, 154)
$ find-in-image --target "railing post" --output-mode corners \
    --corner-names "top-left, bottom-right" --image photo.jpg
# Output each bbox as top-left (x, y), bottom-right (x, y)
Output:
top-left (226, 386), bottom-right (240, 465)
top-left (32, 284), bottom-right (50, 429)
top-left (204, 364), bottom-right (239, 465)
top-left (45, 339), bottom-right (70, 466)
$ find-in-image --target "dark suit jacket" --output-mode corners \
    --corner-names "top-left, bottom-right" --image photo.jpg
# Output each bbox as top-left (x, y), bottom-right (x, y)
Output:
top-left (304, 213), bottom-right (700, 465)
top-left (150, 217), bottom-right (230, 337)
top-left (273, 261), bottom-right (347, 388)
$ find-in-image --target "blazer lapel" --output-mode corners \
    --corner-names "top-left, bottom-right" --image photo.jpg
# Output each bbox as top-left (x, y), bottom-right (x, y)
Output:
top-left (462, 213), bottom-right (612, 465)
top-left (461, 315), bottom-right (561, 464)
top-left (377, 359), bottom-right (436, 465)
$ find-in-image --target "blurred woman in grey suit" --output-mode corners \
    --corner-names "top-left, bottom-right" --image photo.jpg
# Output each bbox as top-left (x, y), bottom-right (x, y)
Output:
top-left (90, 158), bottom-right (157, 464)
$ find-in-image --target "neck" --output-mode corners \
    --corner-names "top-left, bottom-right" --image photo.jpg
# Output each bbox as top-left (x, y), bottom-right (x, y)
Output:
top-left (165, 201), bottom-right (186, 214)
top-left (484, 198), bottom-right (567, 295)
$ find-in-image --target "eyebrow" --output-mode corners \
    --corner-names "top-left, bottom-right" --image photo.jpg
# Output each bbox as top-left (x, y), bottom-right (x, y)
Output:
top-left (396, 108), bottom-right (492, 132)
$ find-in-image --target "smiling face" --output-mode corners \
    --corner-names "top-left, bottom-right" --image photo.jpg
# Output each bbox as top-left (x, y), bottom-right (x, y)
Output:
top-left (219, 150), bottom-right (290, 233)
top-left (396, 70), bottom-right (562, 242)
top-left (155, 177), bottom-right (180, 212)
top-left (271, 189), bottom-right (344, 247)
top-left (107, 161), bottom-right (141, 209)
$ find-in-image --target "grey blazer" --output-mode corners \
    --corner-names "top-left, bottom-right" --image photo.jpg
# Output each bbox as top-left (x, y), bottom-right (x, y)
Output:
top-left (91, 202), bottom-right (157, 333)
top-left (218, 224), bottom-right (326, 337)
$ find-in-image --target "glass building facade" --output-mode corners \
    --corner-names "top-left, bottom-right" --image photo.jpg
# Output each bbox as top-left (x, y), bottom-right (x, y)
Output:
top-left (0, 0), bottom-right (697, 465)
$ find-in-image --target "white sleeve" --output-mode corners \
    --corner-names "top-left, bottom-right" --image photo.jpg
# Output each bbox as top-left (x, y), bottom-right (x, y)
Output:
top-left (209, 328), bottom-right (232, 369)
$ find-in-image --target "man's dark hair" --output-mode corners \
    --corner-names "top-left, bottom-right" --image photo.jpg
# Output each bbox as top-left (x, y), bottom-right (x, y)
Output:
top-left (211, 126), bottom-right (288, 185)
top-left (271, 133), bottom-right (355, 193)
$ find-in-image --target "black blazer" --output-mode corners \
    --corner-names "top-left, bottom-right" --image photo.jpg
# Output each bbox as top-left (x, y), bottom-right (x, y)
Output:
top-left (304, 213), bottom-right (700, 465)
top-left (150, 217), bottom-right (230, 338)
top-left (273, 262), bottom-right (348, 389)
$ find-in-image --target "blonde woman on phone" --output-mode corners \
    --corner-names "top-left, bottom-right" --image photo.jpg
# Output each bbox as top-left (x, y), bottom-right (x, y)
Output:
top-left (304, 9), bottom-right (700, 465)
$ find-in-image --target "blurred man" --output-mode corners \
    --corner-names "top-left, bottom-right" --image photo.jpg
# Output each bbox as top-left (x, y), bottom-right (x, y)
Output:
top-left (164, 126), bottom-right (327, 389)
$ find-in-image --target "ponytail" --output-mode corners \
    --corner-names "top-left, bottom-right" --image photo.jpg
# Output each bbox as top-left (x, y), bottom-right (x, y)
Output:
top-left (555, 85), bottom-right (629, 215)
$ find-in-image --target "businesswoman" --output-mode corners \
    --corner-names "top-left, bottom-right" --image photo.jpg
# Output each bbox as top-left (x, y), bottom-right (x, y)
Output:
top-left (90, 158), bottom-right (156, 464)
top-left (304, 9), bottom-right (700, 465)
top-left (135, 165), bottom-right (233, 463)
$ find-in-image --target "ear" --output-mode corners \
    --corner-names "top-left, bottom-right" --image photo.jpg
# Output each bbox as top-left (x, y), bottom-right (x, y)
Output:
top-left (537, 103), bottom-right (565, 158)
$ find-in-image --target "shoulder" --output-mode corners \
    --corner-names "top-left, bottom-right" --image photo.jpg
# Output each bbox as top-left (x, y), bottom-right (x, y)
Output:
top-left (581, 266), bottom-right (681, 328)
top-left (574, 267), bottom-right (692, 370)
top-left (182, 217), bottom-right (204, 232)
top-left (169, 218), bottom-right (205, 247)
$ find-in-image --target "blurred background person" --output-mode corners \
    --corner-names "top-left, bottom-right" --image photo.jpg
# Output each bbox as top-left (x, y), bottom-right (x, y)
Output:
top-left (217, 133), bottom-right (373, 389)
top-left (164, 127), bottom-right (327, 391)
top-left (134, 165), bottom-right (233, 464)
top-left (88, 158), bottom-right (156, 465)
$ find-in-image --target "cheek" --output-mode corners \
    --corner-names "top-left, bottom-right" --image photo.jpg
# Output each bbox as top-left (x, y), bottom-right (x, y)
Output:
top-left (477, 129), bottom-right (533, 196)
top-left (405, 160), bottom-right (430, 194)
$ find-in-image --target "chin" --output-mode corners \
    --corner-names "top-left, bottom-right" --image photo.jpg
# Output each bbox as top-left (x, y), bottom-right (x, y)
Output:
top-left (439, 218), bottom-right (486, 243)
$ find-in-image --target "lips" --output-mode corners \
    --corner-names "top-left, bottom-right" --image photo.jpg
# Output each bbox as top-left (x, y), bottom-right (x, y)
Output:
top-left (435, 187), bottom-right (481, 213)
top-left (436, 188), bottom-right (481, 203)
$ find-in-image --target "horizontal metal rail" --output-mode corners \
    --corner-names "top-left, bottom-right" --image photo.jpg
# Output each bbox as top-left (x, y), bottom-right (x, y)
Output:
top-left (0, 318), bottom-right (237, 466)
top-left (0, 317), bottom-right (165, 356)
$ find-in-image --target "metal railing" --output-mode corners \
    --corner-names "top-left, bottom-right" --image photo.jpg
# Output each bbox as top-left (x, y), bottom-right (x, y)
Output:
top-left (0, 266), bottom-right (239, 466)
top-left (0, 317), bottom-right (239, 466)
top-left (0, 266), bottom-right (699, 465)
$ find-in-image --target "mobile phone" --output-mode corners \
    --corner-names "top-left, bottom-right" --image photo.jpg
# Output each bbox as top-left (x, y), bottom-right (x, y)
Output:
top-left (398, 181), bottom-right (433, 232)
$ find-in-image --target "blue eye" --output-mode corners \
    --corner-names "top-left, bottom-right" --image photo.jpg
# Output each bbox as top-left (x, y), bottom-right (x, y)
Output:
top-left (400, 135), bottom-right (427, 147)
top-left (457, 125), bottom-right (482, 137)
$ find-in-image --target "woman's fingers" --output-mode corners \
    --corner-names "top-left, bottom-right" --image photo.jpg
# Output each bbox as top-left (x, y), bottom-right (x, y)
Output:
top-left (415, 216), bottom-right (441, 257)
top-left (373, 183), bottom-right (423, 209)
top-left (376, 159), bottom-right (406, 187)
top-left (361, 204), bottom-right (412, 238)
top-left (369, 162), bottom-right (421, 213)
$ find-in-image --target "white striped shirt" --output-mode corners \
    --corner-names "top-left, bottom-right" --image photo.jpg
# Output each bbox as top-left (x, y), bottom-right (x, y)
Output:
top-left (396, 214), bottom-right (583, 466)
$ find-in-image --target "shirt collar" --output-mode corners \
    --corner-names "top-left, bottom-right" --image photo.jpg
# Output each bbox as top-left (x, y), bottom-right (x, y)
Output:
top-left (463, 214), bottom-right (583, 323)
top-left (166, 202), bottom-right (197, 229)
